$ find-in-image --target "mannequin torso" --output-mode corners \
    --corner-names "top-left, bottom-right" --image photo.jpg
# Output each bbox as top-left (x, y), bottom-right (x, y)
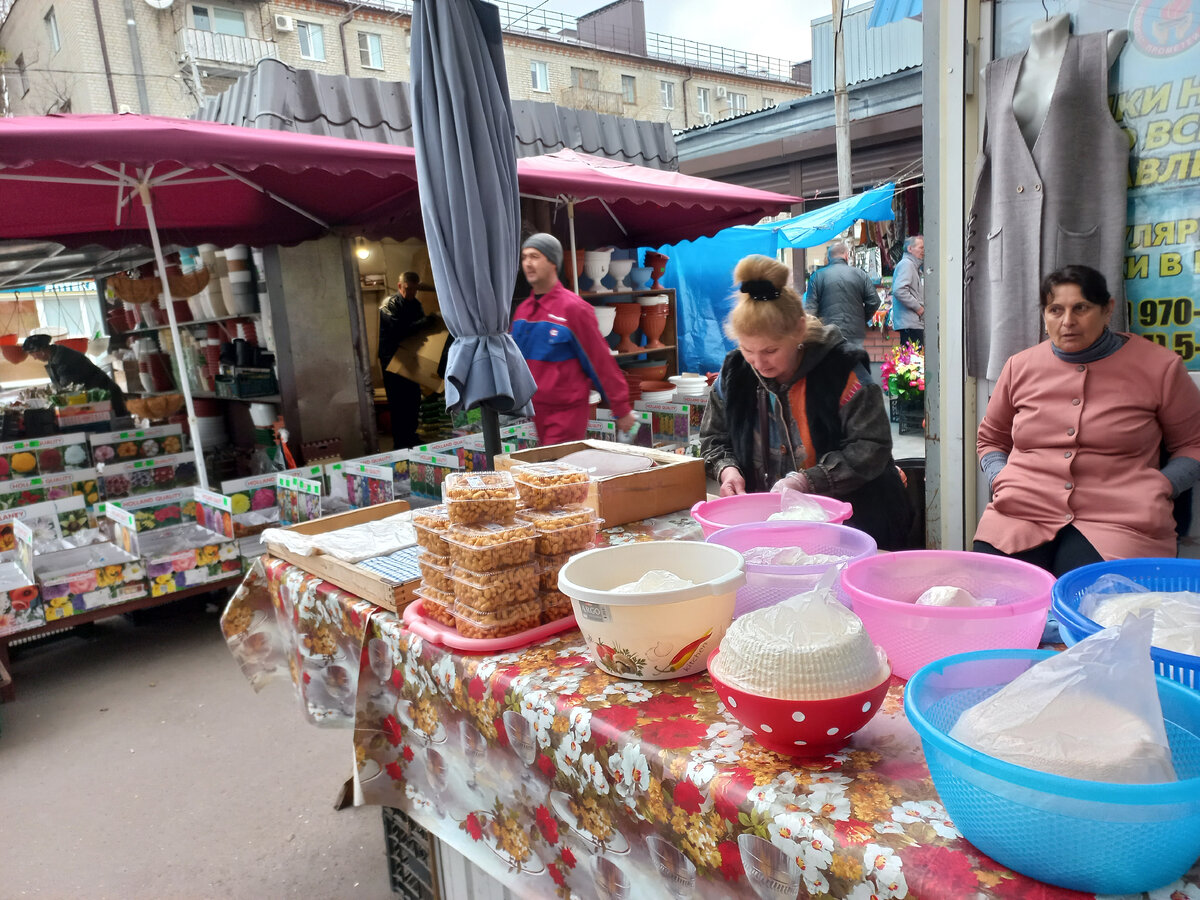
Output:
top-left (1009, 14), bottom-right (1128, 149)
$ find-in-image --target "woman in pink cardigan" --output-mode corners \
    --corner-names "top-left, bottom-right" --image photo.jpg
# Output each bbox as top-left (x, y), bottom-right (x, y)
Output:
top-left (974, 264), bottom-right (1200, 575)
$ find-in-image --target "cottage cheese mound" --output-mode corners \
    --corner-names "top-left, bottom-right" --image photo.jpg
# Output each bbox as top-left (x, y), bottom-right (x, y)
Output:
top-left (613, 570), bottom-right (696, 593)
top-left (742, 547), bottom-right (846, 567)
top-left (715, 593), bottom-right (888, 700)
top-left (1091, 591), bottom-right (1200, 656)
top-left (915, 585), bottom-right (996, 607)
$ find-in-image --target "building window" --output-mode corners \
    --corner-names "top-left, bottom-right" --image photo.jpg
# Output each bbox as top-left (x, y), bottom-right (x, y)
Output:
top-left (530, 60), bottom-right (549, 92)
top-left (16, 54), bottom-right (29, 96)
top-left (729, 91), bottom-right (747, 114)
top-left (571, 67), bottom-right (599, 90)
top-left (660, 80), bottom-right (675, 109)
top-left (763, 96), bottom-right (775, 108)
top-left (298, 21), bottom-right (325, 61)
top-left (621, 74), bottom-right (636, 104)
top-left (696, 87), bottom-right (710, 116)
top-left (191, 5), bottom-right (246, 37)
top-left (358, 32), bottom-right (383, 69)
top-left (44, 7), bottom-right (61, 53)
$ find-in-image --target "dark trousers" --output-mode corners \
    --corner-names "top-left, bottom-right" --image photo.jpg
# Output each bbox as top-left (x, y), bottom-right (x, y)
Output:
top-left (897, 328), bottom-right (924, 349)
top-left (973, 523), bottom-right (1103, 578)
top-left (382, 369), bottom-right (422, 449)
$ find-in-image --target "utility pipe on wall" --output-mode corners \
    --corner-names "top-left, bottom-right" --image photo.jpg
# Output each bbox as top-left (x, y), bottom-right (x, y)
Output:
top-left (90, 0), bottom-right (119, 112)
top-left (121, 0), bottom-right (151, 113)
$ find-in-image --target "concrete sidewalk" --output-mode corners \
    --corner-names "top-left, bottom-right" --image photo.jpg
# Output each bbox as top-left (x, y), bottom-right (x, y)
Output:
top-left (0, 596), bottom-right (394, 899)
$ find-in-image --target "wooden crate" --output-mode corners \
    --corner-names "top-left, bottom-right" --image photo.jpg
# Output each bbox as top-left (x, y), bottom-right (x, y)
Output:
top-left (265, 500), bottom-right (418, 612)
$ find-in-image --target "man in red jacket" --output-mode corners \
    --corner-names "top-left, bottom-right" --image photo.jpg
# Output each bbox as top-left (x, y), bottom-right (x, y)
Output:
top-left (511, 233), bottom-right (635, 445)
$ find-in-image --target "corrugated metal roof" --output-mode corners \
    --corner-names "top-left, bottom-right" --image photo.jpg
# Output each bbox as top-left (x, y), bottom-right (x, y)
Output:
top-left (867, 0), bottom-right (923, 29)
top-left (194, 59), bottom-right (677, 169)
top-left (811, 1), bottom-right (922, 94)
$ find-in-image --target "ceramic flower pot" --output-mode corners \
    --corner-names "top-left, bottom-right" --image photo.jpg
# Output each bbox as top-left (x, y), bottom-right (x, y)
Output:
top-left (593, 305), bottom-right (616, 337)
top-left (640, 306), bottom-right (669, 349)
top-left (607, 258), bottom-right (634, 291)
top-left (629, 266), bottom-right (653, 290)
top-left (583, 249), bottom-right (613, 294)
top-left (612, 302), bottom-right (642, 353)
top-left (645, 251), bottom-right (670, 289)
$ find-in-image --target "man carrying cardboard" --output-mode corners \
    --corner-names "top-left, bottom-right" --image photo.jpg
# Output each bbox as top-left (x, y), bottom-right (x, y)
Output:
top-left (511, 233), bottom-right (635, 445)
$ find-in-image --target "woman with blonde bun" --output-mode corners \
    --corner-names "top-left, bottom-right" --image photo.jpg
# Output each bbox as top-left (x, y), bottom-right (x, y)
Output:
top-left (699, 255), bottom-right (913, 549)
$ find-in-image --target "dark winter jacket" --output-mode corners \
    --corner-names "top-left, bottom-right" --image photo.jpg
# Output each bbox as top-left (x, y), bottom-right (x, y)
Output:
top-left (699, 325), bottom-right (913, 549)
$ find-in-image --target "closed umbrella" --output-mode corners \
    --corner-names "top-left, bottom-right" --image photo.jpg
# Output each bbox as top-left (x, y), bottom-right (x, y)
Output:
top-left (410, 0), bottom-right (536, 461)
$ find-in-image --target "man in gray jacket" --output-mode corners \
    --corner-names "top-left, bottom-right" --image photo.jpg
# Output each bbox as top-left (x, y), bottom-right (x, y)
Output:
top-left (891, 234), bottom-right (925, 347)
top-left (803, 241), bottom-right (880, 350)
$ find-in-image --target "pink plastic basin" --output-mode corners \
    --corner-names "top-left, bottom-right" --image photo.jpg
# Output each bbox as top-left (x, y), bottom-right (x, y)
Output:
top-left (839, 550), bottom-right (1055, 679)
top-left (690, 491), bottom-right (853, 537)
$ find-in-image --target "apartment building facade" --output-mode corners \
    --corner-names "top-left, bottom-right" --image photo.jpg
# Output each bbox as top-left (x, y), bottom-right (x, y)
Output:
top-left (0, 0), bottom-right (810, 125)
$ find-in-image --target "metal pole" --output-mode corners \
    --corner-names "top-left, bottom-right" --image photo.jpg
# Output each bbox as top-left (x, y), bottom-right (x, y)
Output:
top-left (832, 0), bottom-right (852, 201)
top-left (137, 181), bottom-right (209, 489)
top-left (568, 199), bottom-right (579, 293)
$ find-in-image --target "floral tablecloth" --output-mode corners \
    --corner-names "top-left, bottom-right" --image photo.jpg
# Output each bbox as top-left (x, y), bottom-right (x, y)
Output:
top-left (221, 516), bottom-right (1200, 900)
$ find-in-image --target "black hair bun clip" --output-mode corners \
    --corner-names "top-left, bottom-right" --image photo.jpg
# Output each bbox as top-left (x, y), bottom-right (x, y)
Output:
top-left (740, 279), bottom-right (781, 301)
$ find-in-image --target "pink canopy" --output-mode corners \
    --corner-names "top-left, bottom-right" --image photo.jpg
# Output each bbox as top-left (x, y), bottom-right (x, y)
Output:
top-left (0, 113), bottom-right (426, 249)
top-left (0, 116), bottom-right (797, 251)
top-left (516, 148), bottom-right (800, 246)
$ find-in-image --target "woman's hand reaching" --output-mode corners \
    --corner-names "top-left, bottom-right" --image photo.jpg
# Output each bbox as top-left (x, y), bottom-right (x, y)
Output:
top-left (771, 470), bottom-right (813, 494)
top-left (718, 466), bottom-right (746, 497)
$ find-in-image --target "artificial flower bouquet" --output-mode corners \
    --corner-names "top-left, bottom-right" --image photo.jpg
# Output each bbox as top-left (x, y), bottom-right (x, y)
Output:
top-left (881, 341), bottom-right (925, 401)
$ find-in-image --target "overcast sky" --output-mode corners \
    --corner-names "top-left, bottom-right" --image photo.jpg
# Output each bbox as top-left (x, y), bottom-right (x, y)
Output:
top-left (533, 0), bottom-right (838, 64)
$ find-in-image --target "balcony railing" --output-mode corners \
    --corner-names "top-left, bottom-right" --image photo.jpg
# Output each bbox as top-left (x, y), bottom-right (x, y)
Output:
top-left (559, 86), bottom-right (624, 115)
top-left (180, 28), bottom-right (277, 76)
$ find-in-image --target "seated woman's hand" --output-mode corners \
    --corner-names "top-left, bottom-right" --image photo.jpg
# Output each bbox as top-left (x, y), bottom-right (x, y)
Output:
top-left (771, 470), bottom-right (813, 494)
top-left (719, 466), bottom-right (746, 497)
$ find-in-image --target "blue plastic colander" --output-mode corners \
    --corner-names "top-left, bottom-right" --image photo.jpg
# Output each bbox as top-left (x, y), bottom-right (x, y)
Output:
top-left (905, 649), bottom-right (1200, 895)
top-left (1052, 558), bottom-right (1200, 691)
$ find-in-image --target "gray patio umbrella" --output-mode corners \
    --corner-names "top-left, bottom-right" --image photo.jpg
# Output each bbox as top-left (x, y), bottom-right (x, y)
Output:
top-left (410, 0), bottom-right (536, 460)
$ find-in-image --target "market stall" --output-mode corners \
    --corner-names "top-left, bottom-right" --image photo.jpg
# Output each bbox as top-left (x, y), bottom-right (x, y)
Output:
top-left (220, 506), bottom-right (1200, 899)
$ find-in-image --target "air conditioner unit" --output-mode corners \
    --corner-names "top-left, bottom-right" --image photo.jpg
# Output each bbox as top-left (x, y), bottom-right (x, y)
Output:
top-left (700, 112), bottom-right (715, 125)
top-left (273, 13), bottom-right (294, 32)
top-left (715, 86), bottom-right (727, 99)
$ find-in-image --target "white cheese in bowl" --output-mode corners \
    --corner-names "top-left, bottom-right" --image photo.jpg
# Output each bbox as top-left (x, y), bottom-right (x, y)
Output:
top-left (714, 592), bottom-right (888, 700)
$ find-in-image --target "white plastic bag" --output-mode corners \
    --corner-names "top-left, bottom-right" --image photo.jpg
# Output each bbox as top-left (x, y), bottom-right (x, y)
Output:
top-left (949, 611), bottom-right (1177, 784)
top-left (767, 489), bottom-right (830, 522)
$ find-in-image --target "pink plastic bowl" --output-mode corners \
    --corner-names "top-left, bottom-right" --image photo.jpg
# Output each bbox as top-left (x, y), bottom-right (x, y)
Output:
top-left (706, 520), bottom-right (876, 617)
top-left (839, 551), bottom-right (1055, 679)
top-left (707, 648), bottom-right (891, 757)
top-left (690, 491), bottom-right (853, 537)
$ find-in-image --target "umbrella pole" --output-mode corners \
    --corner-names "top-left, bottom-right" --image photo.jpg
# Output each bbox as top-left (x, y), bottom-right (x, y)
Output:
top-left (568, 199), bottom-right (579, 294)
top-left (137, 182), bottom-right (209, 490)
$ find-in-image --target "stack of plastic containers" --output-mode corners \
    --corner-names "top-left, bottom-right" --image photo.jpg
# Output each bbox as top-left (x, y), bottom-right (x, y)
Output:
top-left (511, 462), bottom-right (600, 625)
top-left (442, 471), bottom-right (540, 638)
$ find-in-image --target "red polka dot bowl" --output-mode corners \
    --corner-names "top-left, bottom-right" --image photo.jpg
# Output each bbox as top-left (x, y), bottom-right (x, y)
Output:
top-left (706, 648), bottom-right (891, 757)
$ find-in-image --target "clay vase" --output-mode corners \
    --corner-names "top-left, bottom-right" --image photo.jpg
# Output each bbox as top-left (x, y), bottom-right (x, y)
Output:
top-left (583, 249), bottom-right (613, 294)
top-left (645, 251), bottom-right (670, 289)
top-left (612, 302), bottom-right (642, 354)
top-left (593, 305), bottom-right (618, 355)
top-left (607, 258), bottom-right (634, 291)
top-left (640, 306), bottom-right (669, 350)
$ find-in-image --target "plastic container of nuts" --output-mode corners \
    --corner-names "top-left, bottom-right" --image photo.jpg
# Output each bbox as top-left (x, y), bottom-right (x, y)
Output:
top-left (417, 551), bottom-right (453, 594)
top-left (442, 471), bottom-right (519, 525)
top-left (414, 584), bottom-right (456, 627)
top-left (518, 507), bottom-right (602, 555)
top-left (451, 561), bottom-right (538, 610)
top-left (453, 597), bottom-right (541, 640)
top-left (413, 504), bottom-right (452, 555)
top-left (510, 461), bottom-right (591, 510)
top-left (536, 546), bottom-right (593, 590)
top-left (403, 597), bottom-right (578, 652)
top-left (540, 588), bottom-right (573, 624)
top-left (444, 520), bottom-right (537, 571)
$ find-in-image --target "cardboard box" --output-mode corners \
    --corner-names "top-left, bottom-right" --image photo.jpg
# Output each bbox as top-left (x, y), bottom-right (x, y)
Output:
top-left (494, 440), bottom-right (706, 527)
top-left (264, 500), bottom-right (418, 613)
top-left (386, 325), bottom-right (450, 394)
top-left (34, 542), bottom-right (148, 621)
top-left (0, 521), bottom-right (42, 637)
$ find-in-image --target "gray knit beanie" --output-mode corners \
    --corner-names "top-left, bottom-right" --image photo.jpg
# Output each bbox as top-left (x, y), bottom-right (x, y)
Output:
top-left (521, 233), bottom-right (563, 269)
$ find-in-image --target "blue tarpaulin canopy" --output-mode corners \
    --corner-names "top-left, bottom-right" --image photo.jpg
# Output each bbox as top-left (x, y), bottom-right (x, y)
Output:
top-left (734, 182), bottom-right (895, 250)
top-left (867, 0), bottom-right (922, 29)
